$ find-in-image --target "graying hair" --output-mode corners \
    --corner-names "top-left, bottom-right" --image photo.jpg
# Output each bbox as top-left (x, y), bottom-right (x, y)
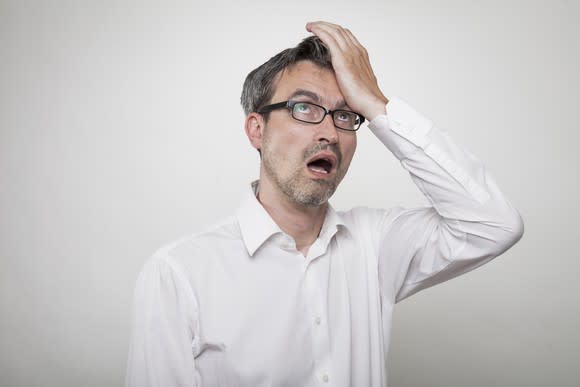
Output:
top-left (240, 36), bottom-right (332, 116)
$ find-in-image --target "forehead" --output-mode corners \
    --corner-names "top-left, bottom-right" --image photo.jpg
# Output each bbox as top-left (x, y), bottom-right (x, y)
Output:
top-left (271, 61), bottom-right (343, 105)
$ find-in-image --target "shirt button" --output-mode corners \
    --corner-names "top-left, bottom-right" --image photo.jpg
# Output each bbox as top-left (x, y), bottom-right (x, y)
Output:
top-left (315, 317), bottom-right (321, 325)
top-left (322, 374), bottom-right (329, 383)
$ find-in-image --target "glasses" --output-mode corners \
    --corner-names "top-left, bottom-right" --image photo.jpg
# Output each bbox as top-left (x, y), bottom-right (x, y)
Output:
top-left (257, 100), bottom-right (365, 131)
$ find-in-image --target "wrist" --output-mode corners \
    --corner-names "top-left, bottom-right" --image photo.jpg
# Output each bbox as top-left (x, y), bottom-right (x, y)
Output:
top-left (364, 96), bottom-right (389, 122)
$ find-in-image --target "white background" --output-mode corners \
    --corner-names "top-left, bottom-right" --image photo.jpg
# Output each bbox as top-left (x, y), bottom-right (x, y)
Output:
top-left (1, 0), bottom-right (578, 386)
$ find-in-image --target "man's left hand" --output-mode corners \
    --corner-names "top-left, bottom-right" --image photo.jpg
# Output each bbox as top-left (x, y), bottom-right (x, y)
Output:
top-left (305, 21), bottom-right (388, 121)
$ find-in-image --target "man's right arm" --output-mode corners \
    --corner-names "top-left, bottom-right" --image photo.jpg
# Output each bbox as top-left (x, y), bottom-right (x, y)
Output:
top-left (125, 254), bottom-right (199, 387)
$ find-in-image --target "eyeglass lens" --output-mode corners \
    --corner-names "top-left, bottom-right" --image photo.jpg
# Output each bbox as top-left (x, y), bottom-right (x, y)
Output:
top-left (292, 102), bottom-right (360, 130)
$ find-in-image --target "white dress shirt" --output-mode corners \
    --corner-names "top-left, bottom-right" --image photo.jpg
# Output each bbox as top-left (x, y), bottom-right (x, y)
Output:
top-left (125, 97), bottom-right (524, 387)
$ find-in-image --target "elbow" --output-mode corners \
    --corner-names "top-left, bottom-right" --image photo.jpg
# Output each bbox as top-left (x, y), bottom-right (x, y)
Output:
top-left (506, 208), bottom-right (525, 245)
top-left (493, 208), bottom-right (524, 256)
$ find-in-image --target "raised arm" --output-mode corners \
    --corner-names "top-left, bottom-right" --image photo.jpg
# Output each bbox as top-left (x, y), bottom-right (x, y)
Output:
top-left (306, 21), bottom-right (524, 301)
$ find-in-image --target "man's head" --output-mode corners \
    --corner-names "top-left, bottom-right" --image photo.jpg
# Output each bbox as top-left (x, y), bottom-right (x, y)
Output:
top-left (242, 37), bottom-right (358, 208)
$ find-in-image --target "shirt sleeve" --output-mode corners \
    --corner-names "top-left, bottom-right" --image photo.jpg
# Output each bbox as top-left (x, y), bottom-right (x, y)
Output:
top-left (125, 254), bottom-right (200, 386)
top-left (368, 97), bottom-right (524, 303)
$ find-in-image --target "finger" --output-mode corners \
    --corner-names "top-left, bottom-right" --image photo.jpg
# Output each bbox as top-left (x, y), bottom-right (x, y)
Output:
top-left (306, 20), bottom-right (342, 32)
top-left (309, 23), bottom-right (375, 85)
top-left (343, 28), bottom-right (362, 48)
top-left (306, 21), bottom-right (352, 52)
top-left (306, 23), bottom-right (346, 56)
top-left (306, 21), bottom-right (345, 48)
top-left (319, 25), bottom-right (371, 76)
top-left (343, 29), bottom-right (372, 66)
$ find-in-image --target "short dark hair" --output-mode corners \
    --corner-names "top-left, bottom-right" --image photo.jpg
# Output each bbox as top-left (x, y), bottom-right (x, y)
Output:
top-left (240, 36), bottom-right (332, 116)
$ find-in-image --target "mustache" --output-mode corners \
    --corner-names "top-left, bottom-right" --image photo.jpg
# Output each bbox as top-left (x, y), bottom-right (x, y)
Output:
top-left (303, 142), bottom-right (342, 165)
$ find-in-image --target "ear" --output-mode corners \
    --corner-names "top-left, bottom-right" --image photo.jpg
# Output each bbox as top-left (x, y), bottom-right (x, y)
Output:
top-left (244, 112), bottom-right (265, 151)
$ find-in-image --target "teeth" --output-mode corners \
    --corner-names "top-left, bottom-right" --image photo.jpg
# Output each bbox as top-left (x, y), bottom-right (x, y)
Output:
top-left (309, 165), bottom-right (328, 174)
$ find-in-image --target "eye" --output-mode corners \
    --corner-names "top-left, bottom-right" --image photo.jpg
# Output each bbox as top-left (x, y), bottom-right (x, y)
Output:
top-left (294, 102), bottom-right (311, 113)
top-left (336, 111), bottom-right (355, 122)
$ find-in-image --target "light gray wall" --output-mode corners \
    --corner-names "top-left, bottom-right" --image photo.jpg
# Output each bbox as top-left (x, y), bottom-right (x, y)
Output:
top-left (1, 0), bottom-right (578, 386)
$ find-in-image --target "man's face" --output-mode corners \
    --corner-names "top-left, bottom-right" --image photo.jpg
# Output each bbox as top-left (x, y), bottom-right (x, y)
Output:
top-left (259, 60), bottom-right (357, 207)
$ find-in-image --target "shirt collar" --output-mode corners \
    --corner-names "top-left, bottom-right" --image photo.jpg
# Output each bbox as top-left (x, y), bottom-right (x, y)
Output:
top-left (236, 181), bottom-right (349, 257)
top-left (318, 201), bottom-right (348, 249)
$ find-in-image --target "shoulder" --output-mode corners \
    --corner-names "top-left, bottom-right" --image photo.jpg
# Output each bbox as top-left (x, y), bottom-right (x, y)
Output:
top-left (132, 215), bottom-right (243, 309)
top-left (149, 215), bottom-right (242, 267)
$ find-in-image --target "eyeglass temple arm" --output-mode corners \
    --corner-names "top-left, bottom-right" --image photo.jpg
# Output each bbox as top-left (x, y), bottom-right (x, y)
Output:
top-left (256, 101), bottom-right (290, 113)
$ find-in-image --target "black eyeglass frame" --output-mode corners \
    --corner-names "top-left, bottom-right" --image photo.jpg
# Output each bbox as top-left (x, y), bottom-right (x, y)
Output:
top-left (257, 100), bottom-right (366, 131)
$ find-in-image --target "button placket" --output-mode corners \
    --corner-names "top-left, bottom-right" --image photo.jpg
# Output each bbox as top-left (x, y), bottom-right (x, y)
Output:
top-left (302, 253), bottom-right (331, 386)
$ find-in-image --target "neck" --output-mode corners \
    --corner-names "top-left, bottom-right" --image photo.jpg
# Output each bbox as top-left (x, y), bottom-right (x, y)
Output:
top-left (256, 178), bottom-right (327, 257)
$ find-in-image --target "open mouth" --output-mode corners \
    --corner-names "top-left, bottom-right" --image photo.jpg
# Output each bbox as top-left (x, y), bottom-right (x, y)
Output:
top-left (306, 155), bottom-right (336, 175)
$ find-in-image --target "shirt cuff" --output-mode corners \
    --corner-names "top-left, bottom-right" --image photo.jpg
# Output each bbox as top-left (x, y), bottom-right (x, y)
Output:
top-left (368, 97), bottom-right (434, 150)
top-left (367, 97), bottom-right (433, 161)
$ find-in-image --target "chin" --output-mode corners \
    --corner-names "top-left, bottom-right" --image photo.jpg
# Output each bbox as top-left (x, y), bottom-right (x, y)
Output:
top-left (292, 184), bottom-right (336, 207)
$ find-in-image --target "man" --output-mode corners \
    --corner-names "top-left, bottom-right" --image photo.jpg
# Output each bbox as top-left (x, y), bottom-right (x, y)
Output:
top-left (126, 21), bottom-right (524, 386)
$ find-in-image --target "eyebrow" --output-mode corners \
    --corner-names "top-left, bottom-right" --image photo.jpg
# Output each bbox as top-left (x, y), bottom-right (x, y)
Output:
top-left (288, 89), bottom-right (349, 110)
top-left (288, 89), bottom-right (320, 103)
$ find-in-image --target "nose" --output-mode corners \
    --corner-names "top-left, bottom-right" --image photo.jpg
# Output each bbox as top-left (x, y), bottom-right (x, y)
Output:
top-left (316, 113), bottom-right (339, 144)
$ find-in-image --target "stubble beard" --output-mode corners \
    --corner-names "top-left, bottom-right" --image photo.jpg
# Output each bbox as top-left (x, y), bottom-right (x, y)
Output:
top-left (261, 139), bottom-right (345, 208)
